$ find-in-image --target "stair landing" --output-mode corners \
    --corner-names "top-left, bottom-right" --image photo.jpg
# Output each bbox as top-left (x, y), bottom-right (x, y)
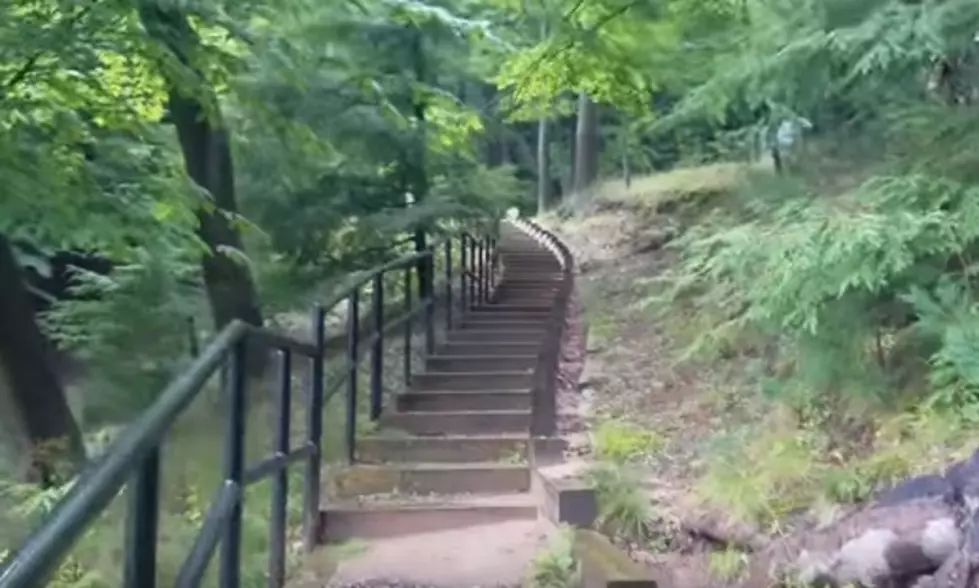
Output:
top-left (314, 222), bottom-right (564, 587)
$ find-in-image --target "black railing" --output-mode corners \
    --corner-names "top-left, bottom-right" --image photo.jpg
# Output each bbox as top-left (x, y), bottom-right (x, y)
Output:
top-left (0, 229), bottom-right (498, 588)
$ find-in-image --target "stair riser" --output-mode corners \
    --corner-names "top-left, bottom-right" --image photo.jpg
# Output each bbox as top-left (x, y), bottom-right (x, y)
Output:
top-left (412, 372), bottom-right (533, 391)
top-left (459, 321), bottom-right (549, 332)
top-left (464, 312), bottom-right (553, 322)
top-left (446, 329), bottom-right (543, 344)
top-left (357, 437), bottom-right (528, 464)
top-left (426, 356), bottom-right (536, 372)
top-left (319, 505), bottom-right (537, 541)
top-left (331, 466), bottom-right (530, 499)
top-left (437, 343), bottom-right (540, 357)
top-left (398, 392), bottom-right (531, 412)
top-left (383, 412), bottom-right (530, 435)
top-left (469, 304), bottom-right (554, 313)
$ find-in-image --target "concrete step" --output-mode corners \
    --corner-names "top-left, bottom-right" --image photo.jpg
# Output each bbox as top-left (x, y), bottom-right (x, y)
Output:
top-left (436, 342), bottom-right (540, 357)
top-left (319, 493), bottom-right (539, 541)
top-left (425, 355), bottom-right (537, 372)
top-left (411, 371), bottom-right (533, 391)
top-left (329, 462), bottom-right (530, 499)
top-left (398, 389), bottom-right (531, 412)
top-left (446, 330), bottom-right (544, 344)
top-left (382, 409), bottom-right (531, 435)
top-left (458, 320), bottom-right (548, 332)
top-left (357, 434), bottom-right (528, 464)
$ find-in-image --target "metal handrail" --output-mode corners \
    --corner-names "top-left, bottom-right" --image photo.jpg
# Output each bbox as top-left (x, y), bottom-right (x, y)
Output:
top-left (0, 227), bottom-right (500, 588)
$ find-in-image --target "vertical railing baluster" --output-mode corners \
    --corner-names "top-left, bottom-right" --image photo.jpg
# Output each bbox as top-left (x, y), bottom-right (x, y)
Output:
top-left (370, 274), bottom-right (384, 421)
top-left (303, 305), bottom-right (325, 551)
top-left (219, 339), bottom-right (248, 588)
top-left (268, 349), bottom-right (291, 588)
top-left (468, 236), bottom-right (476, 309)
top-left (123, 447), bottom-right (160, 588)
top-left (481, 237), bottom-right (489, 302)
top-left (444, 239), bottom-right (453, 331)
top-left (345, 290), bottom-right (360, 464)
top-left (460, 236), bottom-right (468, 313)
top-left (403, 266), bottom-right (413, 386)
top-left (424, 249), bottom-right (435, 355)
top-left (476, 238), bottom-right (484, 306)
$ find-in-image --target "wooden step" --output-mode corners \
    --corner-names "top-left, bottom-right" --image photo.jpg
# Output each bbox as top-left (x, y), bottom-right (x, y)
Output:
top-left (469, 304), bottom-right (554, 313)
top-left (357, 434), bottom-right (528, 464)
top-left (464, 310), bottom-right (552, 322)
top-left (425, 355), bottom-right (537, 372)
top-left (319, 493), bottom-right (537, 541)
top-left (436, 342), bottom-right (540, 357)
top-left (459, 320), bottom-right (549, 332)
top-left (398, 389), bottom-right (531, 412)
top-left (330, 462), bottom-right (530, 498)
top-left (411, 371), bottom-right (532, 391)
top-left (382, 409), bottom-right (530, 435)
top-left (446, 330), bottom-right (544, 344)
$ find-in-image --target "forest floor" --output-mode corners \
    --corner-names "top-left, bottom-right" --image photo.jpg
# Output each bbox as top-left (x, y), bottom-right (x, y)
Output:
top-left (543, 165), bottom-right (979, 587)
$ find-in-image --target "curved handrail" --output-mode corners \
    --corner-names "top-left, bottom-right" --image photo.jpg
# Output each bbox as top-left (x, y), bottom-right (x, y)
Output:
top-left (506, 217), bottom-right (575, 437)
top-left (0, 226), bottom-right (499, 588)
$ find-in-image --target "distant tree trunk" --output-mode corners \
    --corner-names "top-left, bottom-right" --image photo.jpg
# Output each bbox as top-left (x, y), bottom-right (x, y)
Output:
top-left (621, 126), bottom-right (632, 188)
top-left (139, 4), bottom-right (263, 336)
top-left (536, 117), bottom-right (549, 215)
top-left (573, 93), bottom-right (600, 195)
top-left (409, 25), bottom-right (432, 302)
top-left (0, 234), bottom-right (85, 485)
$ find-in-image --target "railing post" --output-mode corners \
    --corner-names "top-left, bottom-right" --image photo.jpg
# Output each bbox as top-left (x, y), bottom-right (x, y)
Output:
top-left (345, 290), bottom-right (360, 464)
top-left (403, 267), bottom-right (413, 386)
top-left (303, 305), bottom-right (325, 551)
top-left (268, 349), bottom-right (291, 588)
top-left (444, 239), bottom-right (453, 331)
top-left (424, 249), bottom-right (436, 355)
top-left (370, 274), bottom-right (384, 421)
top-left (123, 447), bottom-right (160, 588)
top-left (219, 339), bottom-right (248, 588)
top-left (460, 236), bottom-right (468, 313)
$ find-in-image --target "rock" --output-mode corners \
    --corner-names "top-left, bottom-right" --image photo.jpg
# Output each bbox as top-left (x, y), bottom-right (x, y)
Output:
top-left (875, 475), bottom-right (954, 507)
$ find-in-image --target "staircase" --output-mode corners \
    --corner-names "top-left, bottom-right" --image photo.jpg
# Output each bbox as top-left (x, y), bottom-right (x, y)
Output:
top-left (319, 222), bottom-right (568, 587)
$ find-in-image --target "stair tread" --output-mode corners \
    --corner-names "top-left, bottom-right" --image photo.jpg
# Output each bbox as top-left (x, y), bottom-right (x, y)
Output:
top-left (417, 370), bottom-right (534, 377)
top-left (326, 492), bottom-right (535, 511)
top-left (401, 388), bottom-right (531, 395)
top-left (350, 461), bottom-right (528, 471)
top-left (427, 354), bottom-right (538, 360)
top-left (392, 409), bottom-right (530, 415)
top-left (361, 433), bottom-right (528, 441)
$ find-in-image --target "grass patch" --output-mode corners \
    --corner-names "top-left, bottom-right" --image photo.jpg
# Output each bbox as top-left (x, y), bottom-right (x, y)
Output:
top-left (708, 547), bottom-right (750, 582)
top-left (596, 163), bottom-right (755, 212)
top-left (592, 419), bottom-right (665, 465)
top-left (525, 524), bottom-right (580, 588)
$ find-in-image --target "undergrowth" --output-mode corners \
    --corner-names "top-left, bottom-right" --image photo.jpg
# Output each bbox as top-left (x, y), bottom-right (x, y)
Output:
top-left (526, 525), bottom-right (581, 588)
top-left (579, 153), bottom-right (979, 531)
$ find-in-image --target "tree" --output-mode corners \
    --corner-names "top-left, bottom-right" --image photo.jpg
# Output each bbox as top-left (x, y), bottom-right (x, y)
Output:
top-left (0, 234), bottom-right (85, 484)
top-left (138, 1), bottom-right (264, 332)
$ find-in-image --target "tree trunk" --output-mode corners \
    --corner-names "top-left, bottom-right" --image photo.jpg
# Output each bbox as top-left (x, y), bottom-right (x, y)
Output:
top-left (409, 25), bottom-right (432, 302)
top-left (573, 93), bottom-right (600, 195)
top-left (139, 4), bottom-right (263, 335)
top-left (621, 126), bottom-right (631, 188)
top-left (536, 117), bottom-right (550, 216)
top-left (0, 234), bottom-right (85, 485)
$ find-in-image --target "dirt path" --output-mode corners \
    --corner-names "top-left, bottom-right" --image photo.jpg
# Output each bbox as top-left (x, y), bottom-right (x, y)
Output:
top-left (544, 208), bottom-right (769, 587)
